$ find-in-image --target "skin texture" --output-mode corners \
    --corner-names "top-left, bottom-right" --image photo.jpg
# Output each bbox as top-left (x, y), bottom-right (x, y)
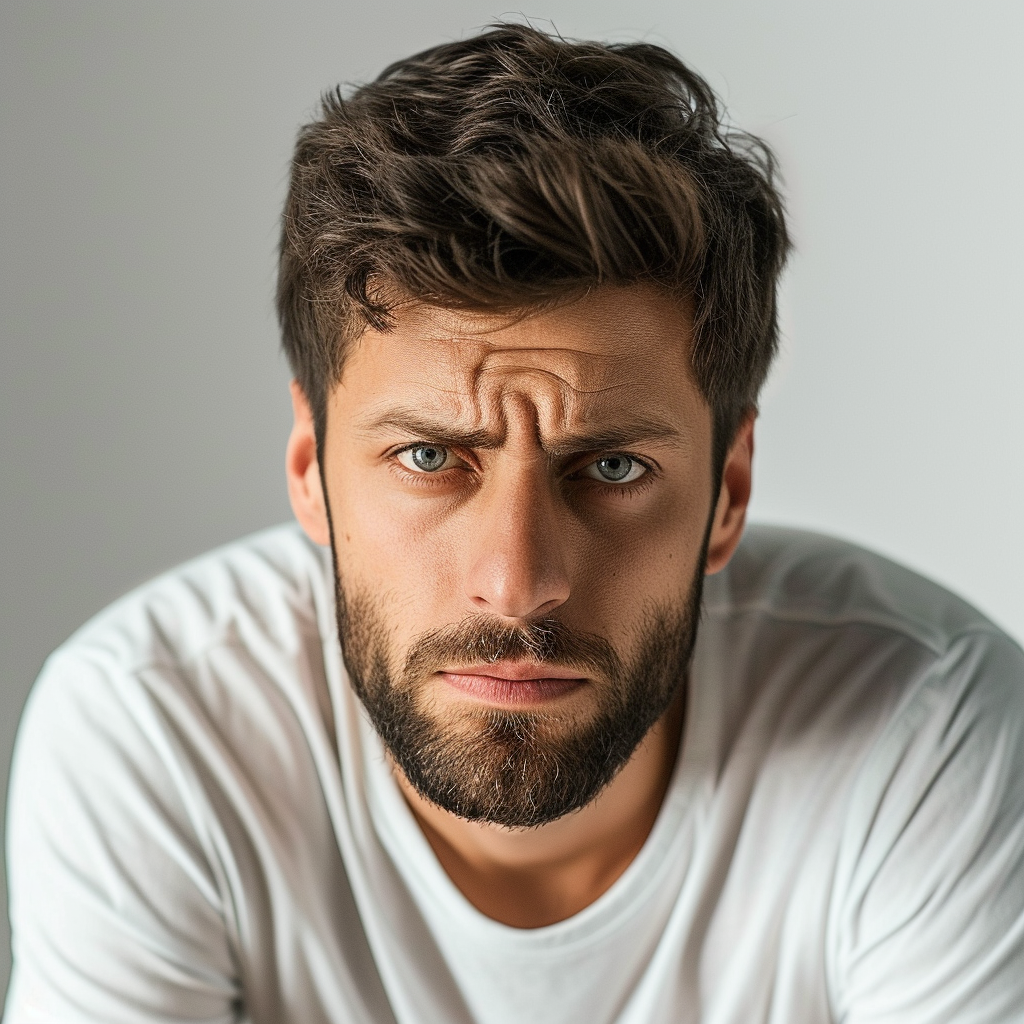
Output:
top-left (286, 284), bottom-right (754, 927)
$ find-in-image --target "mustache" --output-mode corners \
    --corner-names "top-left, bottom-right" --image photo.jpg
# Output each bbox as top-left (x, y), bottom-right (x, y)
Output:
top-left (402, 615), bottom-right (622, 681)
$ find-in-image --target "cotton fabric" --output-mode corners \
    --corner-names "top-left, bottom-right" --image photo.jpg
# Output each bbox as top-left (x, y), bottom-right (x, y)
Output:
top-left (5, 524), bottom-right (1024, 1023)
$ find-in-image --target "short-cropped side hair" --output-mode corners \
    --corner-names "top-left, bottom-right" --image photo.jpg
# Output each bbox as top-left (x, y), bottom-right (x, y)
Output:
top-left (277, 23), bottom-right (790, 472)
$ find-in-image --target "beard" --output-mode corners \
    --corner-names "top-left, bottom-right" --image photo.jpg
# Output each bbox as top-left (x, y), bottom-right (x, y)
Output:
top-left (331, 562), bottom-right (707, 829)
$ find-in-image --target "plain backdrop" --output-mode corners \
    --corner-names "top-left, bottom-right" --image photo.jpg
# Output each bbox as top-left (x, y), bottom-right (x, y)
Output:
top-left (2, 0), bottom-right (1022, 996)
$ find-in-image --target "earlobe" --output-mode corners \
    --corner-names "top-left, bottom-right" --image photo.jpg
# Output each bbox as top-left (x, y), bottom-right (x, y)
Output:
top-left (285, 380), bottom-right (331, 547)
top-left (704, 413), bottom-right (755, 575)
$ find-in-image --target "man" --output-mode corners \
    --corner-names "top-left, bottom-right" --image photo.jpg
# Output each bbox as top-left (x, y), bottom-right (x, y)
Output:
top-left (5, 22), bottom-right (1023, 1024)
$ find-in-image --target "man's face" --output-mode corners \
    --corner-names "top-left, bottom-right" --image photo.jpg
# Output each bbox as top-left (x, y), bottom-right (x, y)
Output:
top-left (317, 285), bottom-right (719, 826)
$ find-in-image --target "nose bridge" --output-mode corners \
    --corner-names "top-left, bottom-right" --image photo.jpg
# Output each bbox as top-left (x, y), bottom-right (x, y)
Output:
top-left (463, 450), bottom-right (570, 620)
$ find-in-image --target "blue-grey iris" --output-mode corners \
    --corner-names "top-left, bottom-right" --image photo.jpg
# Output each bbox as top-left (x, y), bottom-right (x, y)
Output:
top-left (596, 455), bottom-right (633, 481)
top-left (411, 446), bottom-right (448, 472)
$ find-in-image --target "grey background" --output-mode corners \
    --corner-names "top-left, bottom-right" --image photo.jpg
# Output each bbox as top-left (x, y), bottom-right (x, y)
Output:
top-left (2, 0), bottom-right (1022, 998)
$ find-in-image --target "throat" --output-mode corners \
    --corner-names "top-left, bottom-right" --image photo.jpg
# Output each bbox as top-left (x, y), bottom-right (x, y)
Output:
top-left (413, 810), bottom-right (653, 928)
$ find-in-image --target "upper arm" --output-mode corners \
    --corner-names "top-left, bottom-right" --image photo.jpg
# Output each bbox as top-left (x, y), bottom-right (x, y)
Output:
top-left (4, 649), bottom-right (241, 1024)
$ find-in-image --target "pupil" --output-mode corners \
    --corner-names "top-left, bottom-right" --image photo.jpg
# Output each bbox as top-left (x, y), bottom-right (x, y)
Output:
top-left (599, 456), bottom-right (631, 481)
top-left (412, 446), bottom-right (446, 471)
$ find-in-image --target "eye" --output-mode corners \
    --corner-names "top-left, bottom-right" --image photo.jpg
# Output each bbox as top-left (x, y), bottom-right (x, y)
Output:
top-left (396, 444), bottom-right (459, 473)
top-left (580, 454), bottom-right (647, 484)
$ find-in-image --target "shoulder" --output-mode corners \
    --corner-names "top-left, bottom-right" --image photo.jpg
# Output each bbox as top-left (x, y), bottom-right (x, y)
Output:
top-left (53, 521), bottom-right (331, 677)
top-left (717, 524), bottom-right (1024, 721)
top-left (10, 522), bottom-right (338, 861)
top-left (708, 524), bottom-right (1024, 798)
top-left (706, 524), bottom-right (1004, 655)
top-left (695, 524), bottom-right (1024, 794)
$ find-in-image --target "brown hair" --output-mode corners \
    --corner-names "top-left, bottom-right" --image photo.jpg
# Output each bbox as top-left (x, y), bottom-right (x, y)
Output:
top-left (277, 23), bottom-right (790, 472)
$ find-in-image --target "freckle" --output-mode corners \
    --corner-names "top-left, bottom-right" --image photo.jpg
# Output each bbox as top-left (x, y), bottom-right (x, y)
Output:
top-left (345, 534), bottom-right (351, 543)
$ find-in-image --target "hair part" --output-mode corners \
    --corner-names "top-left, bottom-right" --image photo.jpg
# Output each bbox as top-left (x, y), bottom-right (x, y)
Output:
top-left (277, 23), bottom-right (790, 477)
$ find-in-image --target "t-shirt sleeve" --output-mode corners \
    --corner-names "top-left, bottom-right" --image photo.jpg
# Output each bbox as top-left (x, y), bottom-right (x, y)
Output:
top-left (829, 628), bottom-right (1024, 1024)
top-left (4, 647), bottom-right (242, 1024)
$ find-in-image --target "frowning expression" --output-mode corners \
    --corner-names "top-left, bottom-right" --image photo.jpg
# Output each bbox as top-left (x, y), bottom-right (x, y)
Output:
top-left (322, 283), bottom-right (714, 676)
top-left (299, 284), bottom-right (738, 822)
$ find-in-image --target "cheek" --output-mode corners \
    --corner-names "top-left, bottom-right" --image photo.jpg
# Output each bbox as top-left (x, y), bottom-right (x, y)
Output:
top-left (571, 486), bottom-right (709, 619)
top-left (326, 466), bottom-right (463, 606)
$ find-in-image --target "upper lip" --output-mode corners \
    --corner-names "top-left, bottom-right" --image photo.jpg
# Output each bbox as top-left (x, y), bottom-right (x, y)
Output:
top-left (440, 661), bottom-right (586, 681)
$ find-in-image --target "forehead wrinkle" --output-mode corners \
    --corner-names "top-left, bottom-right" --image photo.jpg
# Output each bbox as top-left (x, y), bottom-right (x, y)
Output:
top-left (472, 344), bottom-right (630, 395)
top-left (469, 364), bottom-right (677, 460)
top-left (395, 355), bottom-right (677, 445)
top-left (453, 380), bottom-right (558, 459)
top-left (348, 313), bottom-right (694, 453)
top-left (471, 362), bottom-right (583, 412)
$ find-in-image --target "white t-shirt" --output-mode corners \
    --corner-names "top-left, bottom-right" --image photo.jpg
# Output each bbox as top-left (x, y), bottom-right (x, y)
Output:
top-left (5, 524), bottom-right (1024, 1024)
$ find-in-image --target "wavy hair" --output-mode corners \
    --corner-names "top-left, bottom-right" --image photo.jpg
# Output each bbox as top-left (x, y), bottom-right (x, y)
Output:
top-left (277, 23), bottom-right (790, 471)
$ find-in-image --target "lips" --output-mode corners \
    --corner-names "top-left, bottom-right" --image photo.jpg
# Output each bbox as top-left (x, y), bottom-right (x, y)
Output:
top-left (438, 661), bottom-right (587, 705)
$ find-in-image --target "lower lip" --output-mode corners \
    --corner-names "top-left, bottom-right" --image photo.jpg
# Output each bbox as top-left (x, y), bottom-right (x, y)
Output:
top-left (439, 672), bottom-right (586, 706)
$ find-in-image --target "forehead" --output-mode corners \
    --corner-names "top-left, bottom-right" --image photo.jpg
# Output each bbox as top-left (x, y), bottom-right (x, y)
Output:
top-left (335, 285), bottom-right (702, 425)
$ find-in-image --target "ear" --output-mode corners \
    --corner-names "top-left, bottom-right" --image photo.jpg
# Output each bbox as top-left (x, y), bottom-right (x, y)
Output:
top-left (704, 411), bottom-right (755, 575)
top-left (286, 380), bottom-right (331, 547)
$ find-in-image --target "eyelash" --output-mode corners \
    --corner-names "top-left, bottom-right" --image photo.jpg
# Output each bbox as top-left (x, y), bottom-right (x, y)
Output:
top-left (387, 443), bottom-right (659, 492)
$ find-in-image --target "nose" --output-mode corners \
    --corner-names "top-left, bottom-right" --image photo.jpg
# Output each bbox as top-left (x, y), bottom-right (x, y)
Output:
top-left (462, 462), bottom-right (571, 620)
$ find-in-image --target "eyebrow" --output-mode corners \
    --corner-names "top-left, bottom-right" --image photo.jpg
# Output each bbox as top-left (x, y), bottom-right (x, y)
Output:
top-left (356, 409), bottom-right (685, 457)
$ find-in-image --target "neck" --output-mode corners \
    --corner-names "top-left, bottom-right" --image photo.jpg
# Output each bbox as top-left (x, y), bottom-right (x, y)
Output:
top-left (392, 685), bottom-right (687, 928)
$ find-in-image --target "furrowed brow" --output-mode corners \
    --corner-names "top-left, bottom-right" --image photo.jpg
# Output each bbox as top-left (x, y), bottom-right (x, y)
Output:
top-left (356, 410), bottom-right (502, 449)
top-left (543, 420), bottom-right (685, 459)
top-left (356, 409), bottom-right (683, 455)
